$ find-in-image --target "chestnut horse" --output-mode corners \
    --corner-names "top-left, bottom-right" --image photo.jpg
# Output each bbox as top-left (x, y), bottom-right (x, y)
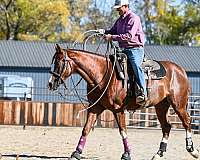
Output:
top-left (48, 44), bottom-right (199, 160)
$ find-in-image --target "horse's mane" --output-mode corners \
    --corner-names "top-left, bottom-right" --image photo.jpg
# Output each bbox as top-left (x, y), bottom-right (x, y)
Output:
top-left (65, 48), bottom-right (107, 58)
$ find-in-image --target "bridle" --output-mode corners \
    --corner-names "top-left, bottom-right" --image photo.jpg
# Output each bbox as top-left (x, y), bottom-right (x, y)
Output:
top-left (49, 42), bottom-right (118, 97)
top-left (49, 46), bottom-right (117, 121)
top-left (49, 50), bottom-right (69, 89)
top-left (49, 40), bottom-right (118, 117)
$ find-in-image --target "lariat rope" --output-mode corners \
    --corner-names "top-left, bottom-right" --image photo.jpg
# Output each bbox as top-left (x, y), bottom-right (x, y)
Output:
top-left (56, 31), bottom-right (107, 98)
top-left (76, 41), bottom-right (117, 118)
top-left (57, 41), bottom-right (117, 118)
top-left (53, 30), bottom-right (118, 119)
top-left (60, 30), bottom-right (106, 97)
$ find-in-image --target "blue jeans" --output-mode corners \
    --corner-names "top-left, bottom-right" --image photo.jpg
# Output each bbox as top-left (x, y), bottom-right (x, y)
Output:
top-left (124, 47), bottom-right (147, 96)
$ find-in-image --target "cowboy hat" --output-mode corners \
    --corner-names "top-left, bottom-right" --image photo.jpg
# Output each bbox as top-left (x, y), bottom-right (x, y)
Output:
top-left (113, 0), bottom-right (129, 9)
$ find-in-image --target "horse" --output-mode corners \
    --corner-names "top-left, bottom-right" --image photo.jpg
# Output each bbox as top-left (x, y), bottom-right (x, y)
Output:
top-left (48, 44), bottom-right (199, 160)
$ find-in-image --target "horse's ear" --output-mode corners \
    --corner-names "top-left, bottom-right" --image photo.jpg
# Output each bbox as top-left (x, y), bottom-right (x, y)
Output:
top-left (55, 44), bottom-right (61, 52)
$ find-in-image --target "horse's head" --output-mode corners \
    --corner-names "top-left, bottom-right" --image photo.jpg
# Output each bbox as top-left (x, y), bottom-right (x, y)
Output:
top-left (48, 44), bottom-right (72, 90)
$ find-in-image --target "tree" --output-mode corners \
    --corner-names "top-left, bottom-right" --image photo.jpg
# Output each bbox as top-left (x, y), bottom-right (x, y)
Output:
top-left (182, 3), bottom-right (200, 45)
top-left (0, 0), bottom-right (199, 45)
top-left (61, 0), bottom-right (92, 42)
top-left (0, 0), bottom-right (71, 41)
top-left (137, 0), bottom-right (200, 45)
top-left (83, 0), bottom-right (118, 30)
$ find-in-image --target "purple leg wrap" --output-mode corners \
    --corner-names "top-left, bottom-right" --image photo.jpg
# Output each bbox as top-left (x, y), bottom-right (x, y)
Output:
top-left (76, 136), bottom-right (86, 153)
top-left (123, 138), bottom-right (131, 153)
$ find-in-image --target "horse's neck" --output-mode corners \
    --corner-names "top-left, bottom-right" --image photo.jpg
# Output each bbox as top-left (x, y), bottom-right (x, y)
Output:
top-left (68, 50), bottom-right (108, 85)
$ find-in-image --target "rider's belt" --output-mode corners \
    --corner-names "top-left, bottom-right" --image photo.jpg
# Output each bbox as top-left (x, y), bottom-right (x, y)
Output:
top-left (127, 45), bottom-right (143, 48)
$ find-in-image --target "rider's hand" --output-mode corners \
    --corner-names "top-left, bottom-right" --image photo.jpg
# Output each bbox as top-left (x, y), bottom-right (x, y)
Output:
top-left (104, 34), bottom-right (112, 41)
top-left (97, 29), bottom-right (105, 34)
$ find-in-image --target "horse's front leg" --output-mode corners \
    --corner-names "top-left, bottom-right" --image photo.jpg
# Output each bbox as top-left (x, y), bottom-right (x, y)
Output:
top-left (114, 111), bottom-right (131, 160)
top-left (70, 106), bottom-right (105, 160)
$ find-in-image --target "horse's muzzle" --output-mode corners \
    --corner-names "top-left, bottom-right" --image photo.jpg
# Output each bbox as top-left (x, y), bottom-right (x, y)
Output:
top-left (48, 81), bottom-right (53, 90)
top-left (48, 74), bottom-right (60, 91)
top-left (48, 71), bottom-right (62, 90)
top-left (48, 81), bottom-right (59, 91)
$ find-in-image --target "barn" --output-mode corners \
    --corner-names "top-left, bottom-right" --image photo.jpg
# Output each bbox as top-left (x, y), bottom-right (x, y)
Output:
top-left (0, 40), bottom-right (200, 102)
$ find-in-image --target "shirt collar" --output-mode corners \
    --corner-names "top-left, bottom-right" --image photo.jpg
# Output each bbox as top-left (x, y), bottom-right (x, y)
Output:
top-left (121, 10), bottom-right (131, 19)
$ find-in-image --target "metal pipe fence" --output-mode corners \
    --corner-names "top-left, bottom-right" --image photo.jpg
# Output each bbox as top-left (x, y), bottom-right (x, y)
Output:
top-left (0, 85), bottom-right (199, 134)
top-left (125, 96), bottom-right (200, 134)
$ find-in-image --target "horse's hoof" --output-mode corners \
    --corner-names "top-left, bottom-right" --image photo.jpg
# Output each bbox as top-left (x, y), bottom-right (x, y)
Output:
top-left (189, 149), bottom-right (199, 159)
top-left (121, 152), bottom-right (131, 160)
top-left (69, 151), bottom-right (81, 160)
top-left (151, 154), bottom-right (161, 160)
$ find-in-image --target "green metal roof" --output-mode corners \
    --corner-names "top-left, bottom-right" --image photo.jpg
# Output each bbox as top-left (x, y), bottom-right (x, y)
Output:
top-left (0, 40), bottom-right (200, 72)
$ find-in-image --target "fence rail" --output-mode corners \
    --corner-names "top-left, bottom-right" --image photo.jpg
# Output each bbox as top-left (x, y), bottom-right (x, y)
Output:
top-left (0, 98), bottom-right (199, 133)
top-left (0, 101), bottom-right (114, 128)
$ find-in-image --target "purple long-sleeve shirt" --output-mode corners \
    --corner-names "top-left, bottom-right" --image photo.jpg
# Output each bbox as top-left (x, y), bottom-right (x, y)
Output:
top-left (105, 10), bottom-right (145, 49)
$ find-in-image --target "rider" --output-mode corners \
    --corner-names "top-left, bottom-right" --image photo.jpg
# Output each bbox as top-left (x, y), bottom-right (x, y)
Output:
top-left (99, 0), bottom-right (147, 104)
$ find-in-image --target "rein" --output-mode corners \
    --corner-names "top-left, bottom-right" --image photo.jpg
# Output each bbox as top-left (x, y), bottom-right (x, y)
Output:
top-left (50, 31), bottom-right (118, 119)
top-left (76, 42), bottom-right (117, 118)
top-left (51, 30), bottom-right (106, 98)
top-left (53, 42), bottom-right (118, 118)
top-left (50, 50), bottom-right (84, 97)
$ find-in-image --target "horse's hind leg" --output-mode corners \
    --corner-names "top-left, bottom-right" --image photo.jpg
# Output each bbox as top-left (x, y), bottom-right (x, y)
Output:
top-left (70, 106), bottom-right (105, 160)
top-left (152, 99), bottom-right (171, 160)
top-left (171, 97), bottom-right (199, 159)
top-left (113, 111), bottom-right (131, 160)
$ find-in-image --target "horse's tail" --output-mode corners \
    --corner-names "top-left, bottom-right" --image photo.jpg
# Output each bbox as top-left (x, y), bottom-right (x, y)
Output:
top-left (178, 64), bottom-right (191, 109)
top-left (185, 69), bottom-right (191, 96)
top-left (188, 83), bottom-right (192, 95)
top-left (185, 73), bottom-right (191, 110)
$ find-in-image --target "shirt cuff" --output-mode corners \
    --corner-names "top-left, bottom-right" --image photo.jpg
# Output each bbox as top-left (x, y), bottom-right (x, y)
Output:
top-left (111, 35), bottom-right (120, 41)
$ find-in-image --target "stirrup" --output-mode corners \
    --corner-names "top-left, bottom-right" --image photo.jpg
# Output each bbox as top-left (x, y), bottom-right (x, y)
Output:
top-left (136, 94), bottom-right (147, 105)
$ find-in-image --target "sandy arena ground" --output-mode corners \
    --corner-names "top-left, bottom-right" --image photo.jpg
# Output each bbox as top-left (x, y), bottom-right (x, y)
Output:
top-left (0, 125), bottom-right (199, 160)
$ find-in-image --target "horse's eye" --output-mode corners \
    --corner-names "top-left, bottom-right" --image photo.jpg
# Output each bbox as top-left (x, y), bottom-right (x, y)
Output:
top-left (50, 64), bottom-right (55, 72)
